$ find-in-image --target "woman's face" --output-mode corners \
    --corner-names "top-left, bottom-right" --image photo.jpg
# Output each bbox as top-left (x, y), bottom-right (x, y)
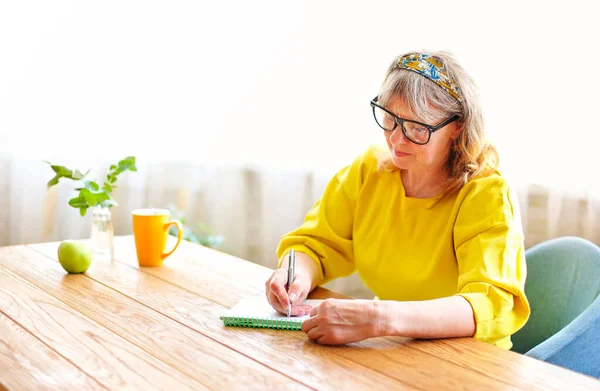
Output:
top-left (384, 97), bottom-right (460, 173)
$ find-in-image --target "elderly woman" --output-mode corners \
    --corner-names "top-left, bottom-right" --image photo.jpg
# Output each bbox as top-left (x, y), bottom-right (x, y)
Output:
top-left (265, 51), bottom-right (530, 349)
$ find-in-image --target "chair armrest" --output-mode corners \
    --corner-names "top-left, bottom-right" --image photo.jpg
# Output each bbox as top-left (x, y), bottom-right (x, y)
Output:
top-left (526, 295), bottom-right (600, 378)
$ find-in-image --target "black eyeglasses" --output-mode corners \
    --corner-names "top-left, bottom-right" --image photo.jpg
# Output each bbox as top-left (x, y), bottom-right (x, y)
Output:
top-left (370, 96), bottom-right (460, 145)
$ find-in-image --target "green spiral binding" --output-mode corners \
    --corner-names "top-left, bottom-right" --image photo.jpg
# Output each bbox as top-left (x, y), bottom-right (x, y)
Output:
top-left (223, 316), bottom-right (302, 330)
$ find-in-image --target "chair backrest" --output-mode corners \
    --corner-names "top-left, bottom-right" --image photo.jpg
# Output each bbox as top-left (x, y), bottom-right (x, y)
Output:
top-left (511, 237), bottom-right (600, 354)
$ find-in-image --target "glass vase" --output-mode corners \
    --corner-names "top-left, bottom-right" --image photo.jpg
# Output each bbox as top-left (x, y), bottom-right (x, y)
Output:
top-left (90, 206), bottom-right (114, 261)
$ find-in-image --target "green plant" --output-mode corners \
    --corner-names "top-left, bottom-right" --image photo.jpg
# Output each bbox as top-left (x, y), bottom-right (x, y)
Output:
top-left (168, 204), bottom-right (225, 249)
top-left (45, 156), bottom-right (137, 216)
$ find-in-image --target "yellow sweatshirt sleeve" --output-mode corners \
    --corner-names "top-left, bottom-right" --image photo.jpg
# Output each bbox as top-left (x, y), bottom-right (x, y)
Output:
top-left (276, 147), bottom-right (375, 284)
top-left (453, 174), bottom-right (531, 348)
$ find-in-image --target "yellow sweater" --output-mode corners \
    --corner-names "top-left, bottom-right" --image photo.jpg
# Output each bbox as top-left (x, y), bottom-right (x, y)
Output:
top-left (277, 146), bottom-right (530, 349)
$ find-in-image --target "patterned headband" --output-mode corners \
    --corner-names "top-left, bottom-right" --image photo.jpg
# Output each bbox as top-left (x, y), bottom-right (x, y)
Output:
top-left (397, 53), bottom-right (463, 104)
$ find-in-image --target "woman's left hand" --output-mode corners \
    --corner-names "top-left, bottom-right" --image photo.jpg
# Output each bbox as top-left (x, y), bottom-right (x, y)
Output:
top-left (301, 299), bottom-right (381, 345)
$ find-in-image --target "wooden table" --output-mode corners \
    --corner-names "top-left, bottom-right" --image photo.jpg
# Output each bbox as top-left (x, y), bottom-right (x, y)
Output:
top-left (1, 236), bottom-right (599, 390)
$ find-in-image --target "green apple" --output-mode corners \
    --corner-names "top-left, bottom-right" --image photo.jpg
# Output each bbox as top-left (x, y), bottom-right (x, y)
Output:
top-left (57, 240), bottom-right (92, 274)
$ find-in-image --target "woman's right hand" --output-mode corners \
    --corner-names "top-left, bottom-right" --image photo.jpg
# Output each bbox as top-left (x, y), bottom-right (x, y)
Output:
top-left (265, 268), bottom-right (313, 316)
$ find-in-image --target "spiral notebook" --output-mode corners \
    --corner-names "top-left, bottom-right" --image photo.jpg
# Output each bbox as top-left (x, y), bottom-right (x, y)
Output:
top-left (220, 296), bottom-right (323, 330)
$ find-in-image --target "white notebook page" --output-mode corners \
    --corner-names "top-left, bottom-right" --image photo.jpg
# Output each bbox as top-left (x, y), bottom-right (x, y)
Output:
top-left (221, 296), bottom-right (323, 322)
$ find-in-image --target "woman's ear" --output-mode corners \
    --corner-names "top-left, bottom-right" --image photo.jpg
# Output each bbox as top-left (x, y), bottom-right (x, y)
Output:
top-left (450, 122), bottom-right (464, 139)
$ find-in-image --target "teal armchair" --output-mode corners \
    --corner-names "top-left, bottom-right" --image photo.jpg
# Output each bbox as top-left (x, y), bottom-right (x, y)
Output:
top-left (511, 236), bottom-right (600, 378)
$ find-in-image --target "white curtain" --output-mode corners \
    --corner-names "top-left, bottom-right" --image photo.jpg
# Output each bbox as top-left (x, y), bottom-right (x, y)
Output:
top-left (1, 1), bottom-right (599, 297)
top-left (2, 155), bottom-right (600, 298)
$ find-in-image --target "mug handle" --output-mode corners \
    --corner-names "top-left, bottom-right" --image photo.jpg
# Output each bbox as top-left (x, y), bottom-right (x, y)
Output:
top-left (162, 220), bottom-right (183, 260)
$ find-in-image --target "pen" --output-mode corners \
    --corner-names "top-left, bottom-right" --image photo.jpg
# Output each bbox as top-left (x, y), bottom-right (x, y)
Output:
top-left (287, 249), bottom-right (296, 318)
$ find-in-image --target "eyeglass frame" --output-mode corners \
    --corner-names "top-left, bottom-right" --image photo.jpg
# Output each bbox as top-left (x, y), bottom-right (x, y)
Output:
top-left (370, 96), bottom-right (460, 145)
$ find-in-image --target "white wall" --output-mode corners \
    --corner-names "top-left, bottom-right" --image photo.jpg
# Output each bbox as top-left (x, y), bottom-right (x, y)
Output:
top-left (1, 0), bottom-right (598, 189)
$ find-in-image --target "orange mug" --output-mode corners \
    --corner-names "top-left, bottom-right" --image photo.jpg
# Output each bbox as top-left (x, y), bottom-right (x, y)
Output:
top-left (132, 208), bottom-right (183, 267)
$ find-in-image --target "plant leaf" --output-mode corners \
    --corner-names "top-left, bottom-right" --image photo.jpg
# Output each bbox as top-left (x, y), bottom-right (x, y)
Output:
top-left (79, 189), bottom-right (95, 206)
top-left (45, 161), bottom-right (79, 187)
top-left (100, 198), bottom-right (118, 208)
top-left (100, 192), bottom-right (118, 208)
top-left (47, 176), bottom-right (60, 188)
top-left (80, 207), bottom-right (88, 217)
top-left (50, 165), bottom-right (73, 177)
top-left (84, 181), bottom-right (100, 192)
top-left (68, 196), bottom-right (87, 208)
top-left (102, 183), bottom-right (113, 193)
top-left (117, 156), bottom-right (136, 171)
top-left (72, 170), bottom-right (84, 180)
top-left (82, 188), bottom-right (111, 207)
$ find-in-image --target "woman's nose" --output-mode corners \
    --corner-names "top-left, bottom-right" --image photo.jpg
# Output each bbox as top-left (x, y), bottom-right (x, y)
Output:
top-left (389, 125), bottom-right (409, 145)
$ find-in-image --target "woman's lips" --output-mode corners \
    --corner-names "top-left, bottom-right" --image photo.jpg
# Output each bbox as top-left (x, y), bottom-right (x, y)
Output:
top-left (394, 150), bottom-right (410, 157)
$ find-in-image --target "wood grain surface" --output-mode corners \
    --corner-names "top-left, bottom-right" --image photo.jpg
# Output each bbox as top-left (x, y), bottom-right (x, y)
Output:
top-left (0, 236), bottom-right (598, 391)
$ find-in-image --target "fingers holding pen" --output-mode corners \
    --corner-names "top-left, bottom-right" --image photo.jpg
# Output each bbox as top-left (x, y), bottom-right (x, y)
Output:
top-left (266, 269), bottom-right (313, 316)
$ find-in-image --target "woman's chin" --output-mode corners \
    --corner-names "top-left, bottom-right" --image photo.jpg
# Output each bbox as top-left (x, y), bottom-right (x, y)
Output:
top-left (391, 156), bottom-right (410, 169)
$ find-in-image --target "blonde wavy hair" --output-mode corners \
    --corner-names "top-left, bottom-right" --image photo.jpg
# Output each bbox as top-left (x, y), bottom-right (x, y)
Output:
top-left (376, 50), bottom-right (499, 197)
